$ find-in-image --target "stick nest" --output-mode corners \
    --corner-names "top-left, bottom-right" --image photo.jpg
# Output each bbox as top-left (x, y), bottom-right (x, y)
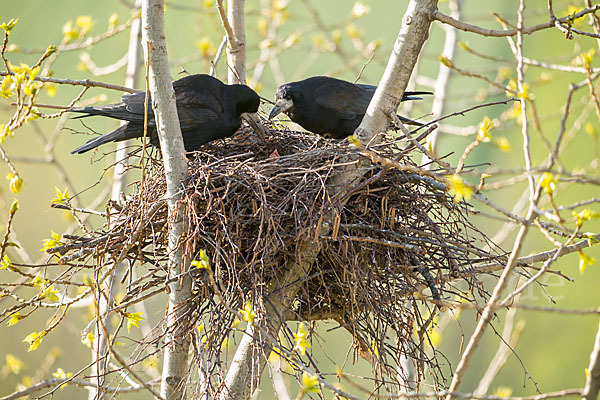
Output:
top-left (54, 123), bottom-right (504, 389)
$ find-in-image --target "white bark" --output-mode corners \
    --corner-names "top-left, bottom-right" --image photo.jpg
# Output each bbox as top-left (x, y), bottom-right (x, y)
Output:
top-left (354, 0), bottom-right (438, 145)
top-left (226, 0), bottom-right (246, 83)
top-left (141, 1), bottom-right (192, 399)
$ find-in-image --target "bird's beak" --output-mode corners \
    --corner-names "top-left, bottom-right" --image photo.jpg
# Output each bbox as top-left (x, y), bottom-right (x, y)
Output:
top-left (241, 112), bottom-right (266, 141)
top-left (268, 98), bottom-right (293, 120)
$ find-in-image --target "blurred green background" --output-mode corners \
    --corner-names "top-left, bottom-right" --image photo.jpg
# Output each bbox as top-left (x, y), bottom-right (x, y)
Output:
top-left (0, 0), bottom-right (599, 398)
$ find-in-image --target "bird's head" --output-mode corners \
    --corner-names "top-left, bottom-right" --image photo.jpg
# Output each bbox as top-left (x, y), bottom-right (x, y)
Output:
top-left (268, 84), bottom-right (298, 120)
top-left (234, 85), bottom-right (261, 115)
top-left (231, 85), bottom-right (265, 141)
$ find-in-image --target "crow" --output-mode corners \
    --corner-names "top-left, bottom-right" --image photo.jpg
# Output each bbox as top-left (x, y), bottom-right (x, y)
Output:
top-left (70, 74), bottom-right (261, 154)
top-left (268, 76), bottom-right (430, 139)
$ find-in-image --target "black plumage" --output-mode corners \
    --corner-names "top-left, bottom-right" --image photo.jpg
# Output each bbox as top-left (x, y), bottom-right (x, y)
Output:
top-left (268, 76), bottom-right (430, 139)
top-left (70, 74), bottom-right (260, 154)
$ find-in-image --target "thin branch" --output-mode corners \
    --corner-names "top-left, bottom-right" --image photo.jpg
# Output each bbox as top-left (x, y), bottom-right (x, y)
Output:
top-left (582, 319), bottom-right (600, 400)
top-left (433, 5), bottom-right (600, 37)
top-left (0, 71), bottom-right (137, 93)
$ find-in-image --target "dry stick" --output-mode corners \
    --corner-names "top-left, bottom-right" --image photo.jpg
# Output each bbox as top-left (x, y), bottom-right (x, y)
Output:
top-left (445, 2), bottom-right (537, 398)
top-left (433, 4), bottom-right (600, 37)
top-left (0, 71), bottom-right (136, 93)
top-left (141, 1), bottom-right (192, 400)
top-left (582, 319), bottom-right (600, 400)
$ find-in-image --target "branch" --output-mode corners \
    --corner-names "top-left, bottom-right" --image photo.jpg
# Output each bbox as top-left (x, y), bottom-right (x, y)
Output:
top-left (582, 319), bottom-right (600, 400)
top-left (0, 71), bottom-right (137, 93)
top-left (0, 378), bottom-right (159, 400)
top-left (433, 5), bottom-right (600, 37)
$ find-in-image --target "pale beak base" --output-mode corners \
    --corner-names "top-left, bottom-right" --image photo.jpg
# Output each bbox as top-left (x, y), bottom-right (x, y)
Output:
top-left (268, 98), bottom-right (294, 120)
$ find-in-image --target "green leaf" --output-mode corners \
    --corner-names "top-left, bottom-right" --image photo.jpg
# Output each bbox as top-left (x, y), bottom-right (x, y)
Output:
top-left (191, 249), bottom-right (211, 269)
top-left (301, 372), bottom-right (321, 394)
top-left (124, 312), bottom-right (144, 332)
top-left (7, 311), bottom-right (23, 326)
top-left (23, 331), bottom-right (46, 351)
top-left (0, 255), bottom-right (12, 270)
top-left (0, 18), bottom-right (19, 34)
top-left (40, 285), bottom-right (59, 302)
top-left (53, 187), bottom-right (70, 204)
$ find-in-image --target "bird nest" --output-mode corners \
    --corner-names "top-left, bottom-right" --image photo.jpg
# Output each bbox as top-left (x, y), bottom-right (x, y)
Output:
top-left (52, 123), bottom-right (504, 389)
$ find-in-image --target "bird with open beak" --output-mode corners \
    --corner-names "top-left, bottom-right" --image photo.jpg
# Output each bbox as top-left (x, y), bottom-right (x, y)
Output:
top-left (269, 76), bottom-right (430, 139)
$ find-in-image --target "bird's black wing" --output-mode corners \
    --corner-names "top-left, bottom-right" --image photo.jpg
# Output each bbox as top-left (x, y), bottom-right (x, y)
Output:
top-left (118, 92), bottom-right (154, 123)
top-left (173, 86), bottom-right (223, 130)
top-left (355, 83), bottom-right (377, 93)
top-left (313, 80), bottom-right (373, 120)
top-left (356, 83), bottom-right (432, 101)
top-left (120, 84), bottom-right (223, 130)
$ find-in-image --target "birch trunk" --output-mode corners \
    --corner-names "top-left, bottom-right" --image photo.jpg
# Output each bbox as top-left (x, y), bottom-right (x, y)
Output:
top-left (354, 0), bottom-right (437, 145)
top-left (226, 0), bottom-right (246, 83)
top-left (141, 1), bottom-right (192, 399)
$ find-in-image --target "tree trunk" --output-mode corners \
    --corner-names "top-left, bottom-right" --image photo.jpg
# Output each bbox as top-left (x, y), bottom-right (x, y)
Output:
top-left (354, 0), bottom-right (437, 145)
top-left (226, 0), bottom-right (246, 84)
top-left (141, 1), bottom-right (192, 399)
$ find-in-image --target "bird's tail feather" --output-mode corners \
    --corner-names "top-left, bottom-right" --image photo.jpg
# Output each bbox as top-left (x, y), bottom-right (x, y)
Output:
top-left (402, 91), bottom-right (433, 102)
top-left (396, 115), bottom-right (425, 127)
top-left (71, 125), bottom-right (130, 154)
top-left (70, 106), bottom-right (133, 122)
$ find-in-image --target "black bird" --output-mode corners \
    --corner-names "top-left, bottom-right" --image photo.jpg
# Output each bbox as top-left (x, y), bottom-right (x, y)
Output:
top-left (268, 76), bottom-right (431, 139)
top-left (71, 74), bottom-right (261, 154)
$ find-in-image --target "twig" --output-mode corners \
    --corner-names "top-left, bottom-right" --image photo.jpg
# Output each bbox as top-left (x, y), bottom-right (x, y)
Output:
top-left (0, 71), bottom-right (137, 93)
top-left (433, 5), bottom-right (600, 37)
